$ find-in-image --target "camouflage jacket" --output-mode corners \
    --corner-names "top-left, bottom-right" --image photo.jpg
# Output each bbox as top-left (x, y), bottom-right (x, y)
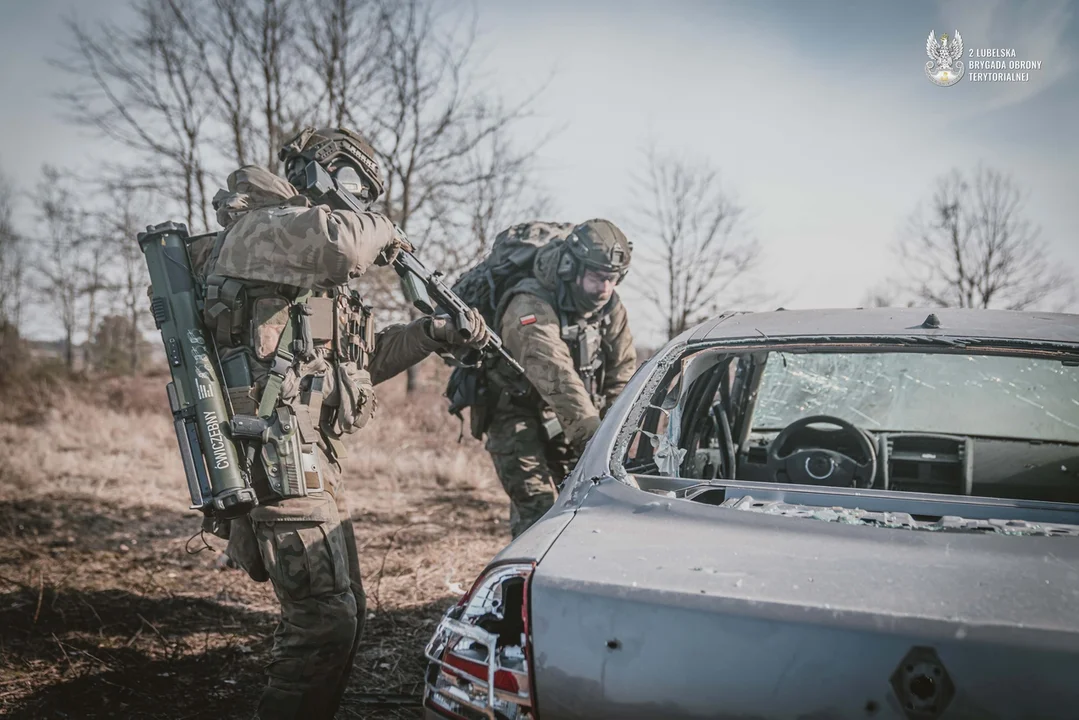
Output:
top-left (494, 242), bottom-right (637, 447)
top-left (205, 166), bottom-right (394, 290)
top-left (194, 166), bottom-right (444, 430)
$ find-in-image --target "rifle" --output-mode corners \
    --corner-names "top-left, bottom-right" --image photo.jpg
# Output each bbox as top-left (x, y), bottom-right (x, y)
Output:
top-left (287, 159), bottom-right (525, 376)
top-left (391, 250), bottom-right (524, 376)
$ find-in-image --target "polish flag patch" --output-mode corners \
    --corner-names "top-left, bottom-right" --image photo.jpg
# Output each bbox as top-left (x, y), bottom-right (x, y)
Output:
top-left (519, 314), bottom-right (537, 326)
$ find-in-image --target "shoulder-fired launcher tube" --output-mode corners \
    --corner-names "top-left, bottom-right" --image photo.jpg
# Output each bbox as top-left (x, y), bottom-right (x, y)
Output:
top-left (137, 221), bottom-right (257, 520)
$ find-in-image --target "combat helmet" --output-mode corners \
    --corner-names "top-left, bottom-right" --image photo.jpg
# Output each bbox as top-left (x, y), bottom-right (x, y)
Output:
top-left (279, 126), bottom-right (384, 203)
top-left (563, 219), bottom-right (633, 281)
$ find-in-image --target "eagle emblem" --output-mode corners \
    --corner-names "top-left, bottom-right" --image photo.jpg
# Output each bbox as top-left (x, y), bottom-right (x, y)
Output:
top-left (926, 30), bottom-right (965, 86)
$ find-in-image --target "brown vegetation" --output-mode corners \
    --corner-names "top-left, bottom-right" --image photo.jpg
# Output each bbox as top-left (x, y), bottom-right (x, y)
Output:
top-left (0, 360), bottom-right (509, 719)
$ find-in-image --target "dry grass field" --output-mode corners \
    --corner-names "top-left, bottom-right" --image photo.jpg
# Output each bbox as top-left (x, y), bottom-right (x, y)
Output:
top-left (0, 360), bottom-right (510, 719)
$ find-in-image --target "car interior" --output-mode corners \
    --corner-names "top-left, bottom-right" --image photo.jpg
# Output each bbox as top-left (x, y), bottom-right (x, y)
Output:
top-left (620, 345), bottom-right (1079, 506)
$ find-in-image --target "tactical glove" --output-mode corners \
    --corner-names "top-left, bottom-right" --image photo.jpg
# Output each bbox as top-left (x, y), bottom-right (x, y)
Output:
top-left (576, 415), bottom-right (601, 446)
top-left (374, 226), bottom-right (414, 267)
top-left (428, 307), bottom-right (491, 349)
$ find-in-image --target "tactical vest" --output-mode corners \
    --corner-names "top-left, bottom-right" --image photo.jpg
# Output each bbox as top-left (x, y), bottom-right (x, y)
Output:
top-left (557, 304), bottom-right (612, 413)
top-left (495, 278), bottom-right (615, 415)
top-left (195, 232), bottom-right (376, 503)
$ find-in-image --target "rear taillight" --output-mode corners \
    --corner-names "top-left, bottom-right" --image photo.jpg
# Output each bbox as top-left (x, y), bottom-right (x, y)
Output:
top-left (424, 562), bottom-right (536, 720)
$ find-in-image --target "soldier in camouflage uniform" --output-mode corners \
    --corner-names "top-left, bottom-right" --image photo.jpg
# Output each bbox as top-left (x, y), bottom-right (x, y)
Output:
top-left (188, 127), bottom-right (489, 720)
top-left (486, 219), bottom-right (637, 537)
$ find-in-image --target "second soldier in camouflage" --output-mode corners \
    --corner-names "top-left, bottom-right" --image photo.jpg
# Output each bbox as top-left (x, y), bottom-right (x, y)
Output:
top-left (485, 219), bottom-right (637, 537)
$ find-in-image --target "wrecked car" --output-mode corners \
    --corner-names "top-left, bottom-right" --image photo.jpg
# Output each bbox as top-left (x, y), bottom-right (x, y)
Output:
top-left (423, 308), bottom-right (1079, 720)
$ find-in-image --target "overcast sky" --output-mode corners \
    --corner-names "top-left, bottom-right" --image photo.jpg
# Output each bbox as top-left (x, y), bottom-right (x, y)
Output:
top-left (1, 0), bottom-right (1076, 343)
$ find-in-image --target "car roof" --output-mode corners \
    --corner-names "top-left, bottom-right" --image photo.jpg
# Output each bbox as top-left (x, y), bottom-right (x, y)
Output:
top-left (687, 307), bottom-right (1079, 347)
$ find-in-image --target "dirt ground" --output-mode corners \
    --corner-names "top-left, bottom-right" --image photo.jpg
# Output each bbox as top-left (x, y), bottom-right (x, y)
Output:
top-left (0, 365), bottom-right (511, 719)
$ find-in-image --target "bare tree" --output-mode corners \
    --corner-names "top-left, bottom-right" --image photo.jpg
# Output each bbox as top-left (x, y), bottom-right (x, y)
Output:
top-left (100, 182), bottom-right (155, 373)
top-left (80, 232), bottom-right (114, 356)
top-left (464, 125), bottom-right (553, 259)
top-left (299, 0), bottom-right (384, 128)
top-left (244, 0), bottom-right (297, 170)
top-left (23, 167), bottom-right (152, 374)
top-left (163, 0), bottom-right (326, 175)
top-left (32, 167), bottom-right (91, 370)
top-left (163, 0), bottom-right (385, 180)
top-left (51, 0), bottom-right (550, 390)
top-left (161, 0), bottom-right (257, 169)
top-left (0, 167), bottom-right (28, 374)
top-left (199, 0), bottom-right (307, 170)
top-left (893, 165), bottom-right (1073, 310)
top-left (351, 0), bottom-right (549, 391)
top-left (0, 166), bottom-right (27, 332)
top-left (363, 0), bottom-right (541, 254)
top-left (632, 144), bottom-right (763, 340)
top-left (54, 0), bottom-right (216, 230)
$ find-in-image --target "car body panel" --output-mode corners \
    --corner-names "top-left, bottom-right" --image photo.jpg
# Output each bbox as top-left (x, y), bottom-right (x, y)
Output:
top-left (529, 480), bottom-right (1079, 719)
top-left (489, 504), bottom-right (577, 567)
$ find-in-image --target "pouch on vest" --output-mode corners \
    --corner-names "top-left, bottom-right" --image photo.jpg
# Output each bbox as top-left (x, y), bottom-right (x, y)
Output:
top-left (320, 291), bottom-right (376, 440)
top-left (446, 366), bottom-right (493, 440)
top-left (251, 295), bottom-right (292, 360)
top-left (561, 317), bottom-right (607, 410)
top-left (225, 307), bottom-right (326, 504)
top-left (322, 362), bottom-right (376, 437)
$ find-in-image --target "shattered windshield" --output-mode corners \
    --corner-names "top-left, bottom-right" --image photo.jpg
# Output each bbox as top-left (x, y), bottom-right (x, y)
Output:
top-left (752, 352), bottom-right (1079, 444)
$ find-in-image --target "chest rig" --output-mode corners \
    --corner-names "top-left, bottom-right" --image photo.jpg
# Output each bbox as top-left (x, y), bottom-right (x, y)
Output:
top-left (551, 276), bottom-right (614, 413)
top-left (197, 255), bottom-right (375, 504)
top-left (558, 311), bottom-right (610, 412)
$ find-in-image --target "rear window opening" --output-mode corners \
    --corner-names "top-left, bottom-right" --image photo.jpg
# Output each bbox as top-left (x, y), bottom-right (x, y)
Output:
top-left (614, 344), bottom-right (1079, 525)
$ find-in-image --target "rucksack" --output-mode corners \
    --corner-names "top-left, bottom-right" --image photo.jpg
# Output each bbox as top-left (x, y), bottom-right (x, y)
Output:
top-left (445, 221), bottom-right (574, 439)
top-left (449, 221), bottom-right (575, 329)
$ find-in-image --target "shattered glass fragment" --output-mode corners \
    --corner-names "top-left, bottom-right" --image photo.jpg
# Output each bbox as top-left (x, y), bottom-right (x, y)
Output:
top-left (641, 430), bottom-right (687, 477)
top-left (719, 495), bottom-right (1079, 537)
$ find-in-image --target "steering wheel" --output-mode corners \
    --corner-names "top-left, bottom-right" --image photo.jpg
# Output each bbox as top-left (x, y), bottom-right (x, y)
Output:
top-left (766, 415), bottom-right (878, 489)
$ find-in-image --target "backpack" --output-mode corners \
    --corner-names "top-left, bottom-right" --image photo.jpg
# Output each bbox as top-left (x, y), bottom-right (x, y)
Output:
top-left (449, 221), bottom-right (575, 329)
top-left (445, 221), bottom-right (574, 439)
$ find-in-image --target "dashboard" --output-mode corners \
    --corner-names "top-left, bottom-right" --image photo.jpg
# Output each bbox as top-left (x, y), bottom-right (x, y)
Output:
top-left (736, 429), bottom-right (1079, 504)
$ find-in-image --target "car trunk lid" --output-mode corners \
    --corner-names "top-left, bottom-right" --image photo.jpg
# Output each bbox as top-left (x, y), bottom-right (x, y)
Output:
top-left (528, 479), bottom-right (1079, 719)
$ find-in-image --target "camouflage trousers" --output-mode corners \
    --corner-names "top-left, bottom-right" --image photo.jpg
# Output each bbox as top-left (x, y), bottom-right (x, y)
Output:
top-left (226, 450), bottom-right (365, 720)
top-left (485, 411), bottom-right (576, 538)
